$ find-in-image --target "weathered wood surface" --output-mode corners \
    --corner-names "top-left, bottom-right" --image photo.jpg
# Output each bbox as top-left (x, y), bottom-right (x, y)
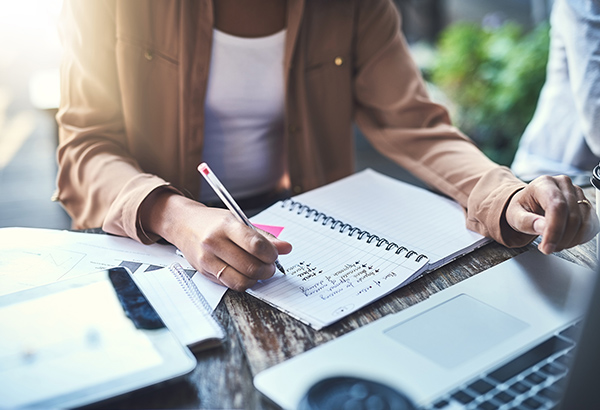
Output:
top-left (224, 241), bottom-right (526, 378)
top-left (218, 241), bottom-right (593, 410)
top-left (104, 188), bottom-right (598, 409)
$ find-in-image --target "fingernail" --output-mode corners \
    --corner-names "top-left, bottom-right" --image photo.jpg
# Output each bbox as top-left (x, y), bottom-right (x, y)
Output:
top-left (533, 218), bottom-right (546, 235)
top-left (542, 243), bottom-right (556, 254)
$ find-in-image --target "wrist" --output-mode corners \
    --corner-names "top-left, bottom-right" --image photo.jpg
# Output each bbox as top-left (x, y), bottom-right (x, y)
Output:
top-left (139, 188), bottom-right (195, 244)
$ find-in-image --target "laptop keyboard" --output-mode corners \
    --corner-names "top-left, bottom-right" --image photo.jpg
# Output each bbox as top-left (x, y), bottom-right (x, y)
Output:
top-left (428, 322), bottom-right (580, 410)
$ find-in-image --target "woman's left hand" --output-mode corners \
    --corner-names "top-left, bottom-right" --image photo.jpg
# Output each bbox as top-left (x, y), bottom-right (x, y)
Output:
top-left (505, 175), bottom-right (599, 254)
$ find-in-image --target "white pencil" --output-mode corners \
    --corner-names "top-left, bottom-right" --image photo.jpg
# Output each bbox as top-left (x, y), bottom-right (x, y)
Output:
top-left (198, 162), bottom-right (286, 275)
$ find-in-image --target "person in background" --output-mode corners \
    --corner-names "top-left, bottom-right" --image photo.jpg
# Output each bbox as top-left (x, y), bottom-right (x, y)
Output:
top-left (512, 0), bottom-right (600, 186)
top-left (56, 0), bottom-right (598, 292)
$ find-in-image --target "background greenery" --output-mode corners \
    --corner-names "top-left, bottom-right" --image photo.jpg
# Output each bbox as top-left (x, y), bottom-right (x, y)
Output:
top-left (429, 21), bottom-right (550, 166)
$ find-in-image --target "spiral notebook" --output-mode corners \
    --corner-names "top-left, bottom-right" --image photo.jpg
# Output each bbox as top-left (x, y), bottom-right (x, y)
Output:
top-left (131, 263), bottom-right (225, 351)
top-left (249, 169), bottom-right (490, 329)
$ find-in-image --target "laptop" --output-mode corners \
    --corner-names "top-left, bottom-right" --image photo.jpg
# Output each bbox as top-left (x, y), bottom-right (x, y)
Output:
top-left (254, 249), bottom-right (598, 409)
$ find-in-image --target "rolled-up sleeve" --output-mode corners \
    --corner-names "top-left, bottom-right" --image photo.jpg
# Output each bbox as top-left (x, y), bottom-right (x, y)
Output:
top-left (352, 0), bottom-right (533, 247)
top-left (55, 0), bottom-right (177, 243)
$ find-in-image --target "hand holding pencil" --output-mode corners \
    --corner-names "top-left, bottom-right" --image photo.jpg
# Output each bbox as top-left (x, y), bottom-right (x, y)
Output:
top-left (141, 163), bottom-right (291, 292)
top-left (196, 163), bottom-right (291, 285)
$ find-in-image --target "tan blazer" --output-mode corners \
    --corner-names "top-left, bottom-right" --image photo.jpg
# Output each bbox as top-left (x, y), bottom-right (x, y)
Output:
top-left (56, 0), bottom-right (532, 247)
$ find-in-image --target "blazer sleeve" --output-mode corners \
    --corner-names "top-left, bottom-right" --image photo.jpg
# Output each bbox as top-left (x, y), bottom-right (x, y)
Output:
top-left (55, 0), bottom-right (178, 244)
top-left (352, 0), bottom-right (534, 247)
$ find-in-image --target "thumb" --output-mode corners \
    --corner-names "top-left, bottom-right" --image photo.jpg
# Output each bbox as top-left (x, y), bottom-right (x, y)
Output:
top-left (273, 238), bottom-right (293, 255)
top-left (258, 229), bottom-right (293, 255)
top-left (507, 206), bottom-right (546, 236)
top-left (532, 217), bottom-right (546, 236)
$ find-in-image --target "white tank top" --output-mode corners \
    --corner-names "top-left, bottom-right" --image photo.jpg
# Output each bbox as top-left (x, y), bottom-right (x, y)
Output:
top-left (200, 28), bottom-right (286, 203)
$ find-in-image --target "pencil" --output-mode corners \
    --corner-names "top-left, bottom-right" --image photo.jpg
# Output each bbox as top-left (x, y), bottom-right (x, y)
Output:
top-left (198, 162), bottom-right (286, 275)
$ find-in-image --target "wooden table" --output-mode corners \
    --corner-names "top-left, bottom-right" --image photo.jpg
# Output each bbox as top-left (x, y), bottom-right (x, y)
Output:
top-left (106, 192), bottom-right (598, 410)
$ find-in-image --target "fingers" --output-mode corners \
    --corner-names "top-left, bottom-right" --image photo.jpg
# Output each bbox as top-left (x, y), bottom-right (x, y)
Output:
top-left (196, 257), bottom-right (261, 292)
top-left (506, 175), bottom-right (599, 254)
top-left (193, 233), bottom-right (276, 291)
top-left (574, 198), bottom-right (599, 243)
top-left (211, 227), bottom-right (277, 276)
top-left (256, 228), bottom-right (293, 256)
top-left (175, 207), bottom-right (292, 292)
top-left (540, 176), bottom-right (598, 253)
top-left (224, 221), bottom-right (284, 267)
top-left (505, 199), bottom-right (545, 237)
top-left (538, 176), bottom-right (579, 253)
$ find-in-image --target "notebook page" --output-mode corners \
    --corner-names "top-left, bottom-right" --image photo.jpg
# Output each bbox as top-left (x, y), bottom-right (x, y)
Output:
top-left (249, 204), bottom-right (428, 329)
top-left (132, 265), bottom-right (224, 349)
top-left (291, 169), bottom-right (487, 266)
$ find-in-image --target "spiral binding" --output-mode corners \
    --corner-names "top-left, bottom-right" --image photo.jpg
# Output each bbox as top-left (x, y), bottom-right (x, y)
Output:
top-left (169, 263), bottom-right (225, 335)
top-left (281, 199), bottom-right (427, 262)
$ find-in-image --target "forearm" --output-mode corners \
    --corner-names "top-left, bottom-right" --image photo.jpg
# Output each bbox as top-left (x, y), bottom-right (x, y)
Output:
top-left (56, 132), bottom-right (177, 241)
top-left (139, 189), bottom-right (202, 245)
top-left (139, 189), bottom-right (293, 292)
top-left (352, 0), bottom-right (534, 247)
top-left (57, 0), bottom-right (142, 233)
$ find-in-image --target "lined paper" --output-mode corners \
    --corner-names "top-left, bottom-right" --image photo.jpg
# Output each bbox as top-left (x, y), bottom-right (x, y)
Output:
top-left (250, 199), bottom-right (428, 329)
top-left (249, 169), bottom-right (489, 329)
top-left (290, 169), bottom-right (488, 266)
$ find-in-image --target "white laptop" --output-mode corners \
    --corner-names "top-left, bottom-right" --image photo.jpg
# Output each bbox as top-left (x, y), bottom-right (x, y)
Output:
top-left (254, 249), bottom-right (596, 409)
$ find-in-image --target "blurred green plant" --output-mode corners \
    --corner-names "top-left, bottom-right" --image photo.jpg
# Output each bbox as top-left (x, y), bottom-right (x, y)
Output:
top-left (430, 21), bottom-right (550, 165)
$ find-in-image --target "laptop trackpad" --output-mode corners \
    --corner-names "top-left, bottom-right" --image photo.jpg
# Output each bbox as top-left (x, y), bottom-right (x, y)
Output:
top-left (384, 294), bottom-right (529, 369)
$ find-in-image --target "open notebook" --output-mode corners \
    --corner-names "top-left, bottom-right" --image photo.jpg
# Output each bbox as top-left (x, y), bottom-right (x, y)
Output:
top-left (249, 169), bottom-right (490, 329)
top-left (132, 263), bottom-right (225, 351)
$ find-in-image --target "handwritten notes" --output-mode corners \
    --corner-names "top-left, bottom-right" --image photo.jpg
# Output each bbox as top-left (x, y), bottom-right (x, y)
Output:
top-left (248, 169), bottom-right (488, 329)
top-left (249, 202), bottom-right (428, 329)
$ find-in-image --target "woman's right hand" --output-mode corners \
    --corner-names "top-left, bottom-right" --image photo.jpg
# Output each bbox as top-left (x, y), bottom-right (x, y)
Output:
top-left (140, 190), bottom-right (292, 291)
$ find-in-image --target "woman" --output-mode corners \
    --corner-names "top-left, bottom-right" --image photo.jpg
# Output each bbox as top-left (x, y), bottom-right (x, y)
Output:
top-left (56, 0), bottom-right (598, 291)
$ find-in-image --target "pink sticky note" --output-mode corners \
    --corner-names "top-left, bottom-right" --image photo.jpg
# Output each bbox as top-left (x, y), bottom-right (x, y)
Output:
top-left (253, 223), bottom-right (284, 238)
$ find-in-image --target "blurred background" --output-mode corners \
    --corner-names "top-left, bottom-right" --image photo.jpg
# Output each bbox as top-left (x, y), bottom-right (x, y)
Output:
top-left (0, 0), bottom-right (552, 230)
top-left (0, 0), bottom-right (66, 228)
